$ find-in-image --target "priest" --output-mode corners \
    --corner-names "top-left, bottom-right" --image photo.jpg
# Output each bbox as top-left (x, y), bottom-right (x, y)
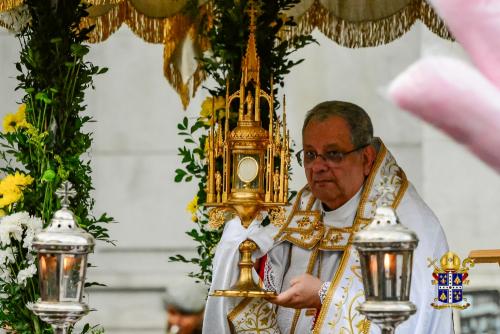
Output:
top-left (203, 101), bottom-right (453, 333)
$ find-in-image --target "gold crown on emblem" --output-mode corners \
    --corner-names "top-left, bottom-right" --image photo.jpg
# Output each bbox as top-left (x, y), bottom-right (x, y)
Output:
top-left (440, 251), bottom-right (461, 272)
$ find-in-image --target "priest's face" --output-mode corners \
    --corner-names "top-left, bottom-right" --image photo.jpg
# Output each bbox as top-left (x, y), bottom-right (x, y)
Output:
top-left (302, 116), bottom-right (376, 210)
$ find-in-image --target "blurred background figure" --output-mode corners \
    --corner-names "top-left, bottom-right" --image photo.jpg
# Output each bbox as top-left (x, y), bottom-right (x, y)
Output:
top-left (163, 281), bottom-right (208, 334)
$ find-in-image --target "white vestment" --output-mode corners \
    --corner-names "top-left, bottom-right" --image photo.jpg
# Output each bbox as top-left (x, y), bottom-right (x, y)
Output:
top-left (203, 140), bottom-right (453, 334)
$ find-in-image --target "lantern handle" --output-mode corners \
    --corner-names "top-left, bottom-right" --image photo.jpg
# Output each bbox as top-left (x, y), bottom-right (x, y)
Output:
top-left (55, 180), bottom-right (77, 209)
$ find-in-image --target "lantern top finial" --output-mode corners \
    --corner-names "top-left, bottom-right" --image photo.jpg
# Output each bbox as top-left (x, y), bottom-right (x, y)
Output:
top-left (353, 206), bottom-right (419, 247)
top-left (32, 181), bottom-right (94, 253)
top-left (55, 180), bottom-right (77, 209)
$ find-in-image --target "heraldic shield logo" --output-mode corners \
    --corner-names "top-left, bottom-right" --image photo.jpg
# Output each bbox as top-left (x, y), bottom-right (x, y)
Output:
top-left (428, 251), bottom-right (474, 309)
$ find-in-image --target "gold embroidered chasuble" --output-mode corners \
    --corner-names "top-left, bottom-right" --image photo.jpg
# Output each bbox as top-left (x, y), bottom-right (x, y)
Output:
top-left (227, 139), bottom-right (409, 333)
top-left (205, 139), bottom-right (453, 334)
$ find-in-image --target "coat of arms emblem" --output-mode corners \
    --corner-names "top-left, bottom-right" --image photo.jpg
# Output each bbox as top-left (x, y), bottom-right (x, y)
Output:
top-left (428, 251), bottom-right (474, 309)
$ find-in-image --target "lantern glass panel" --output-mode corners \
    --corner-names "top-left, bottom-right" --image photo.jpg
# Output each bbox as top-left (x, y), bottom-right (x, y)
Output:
top-left (61, 254), bottom-right (86, 302)
top-left (233, 154), bottom-right (260, 190)
top-left (381, 252), bottom-right (398, 300)
top-left (38, 253), bottom-right (60, 302)
top-left (400, 251), bottom-right (413, 300)
top-left (359, 252), bottom-right (378, 300)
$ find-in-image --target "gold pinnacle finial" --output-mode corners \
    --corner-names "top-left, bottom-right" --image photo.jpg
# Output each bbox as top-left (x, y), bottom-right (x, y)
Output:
top-left (242, 0), bottom-right (260, 85)
top-left (246, 0), bottom-right (258, 32)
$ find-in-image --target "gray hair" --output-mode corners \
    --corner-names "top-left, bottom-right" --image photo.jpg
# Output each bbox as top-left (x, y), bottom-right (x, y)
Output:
top-left (302, 101), bottom-right (373, 148)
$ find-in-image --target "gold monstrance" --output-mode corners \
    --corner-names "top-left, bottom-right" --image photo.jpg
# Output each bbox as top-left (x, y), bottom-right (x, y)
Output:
top-left (205, 4), bottom-right (290, 298)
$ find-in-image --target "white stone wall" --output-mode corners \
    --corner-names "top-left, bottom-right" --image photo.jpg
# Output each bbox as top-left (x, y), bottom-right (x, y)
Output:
top-left (1, 22), bottom-right (499, 333)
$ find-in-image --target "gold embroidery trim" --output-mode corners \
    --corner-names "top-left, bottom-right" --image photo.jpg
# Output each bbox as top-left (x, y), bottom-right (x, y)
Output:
top-left (279, 211), bottom-right (324, 249)
top-left (227, 297), bottom-right (252, 326)
top-left (290, 246), bottom-right (320, 334)
top-left (312, 241), bottom-right (354, 333)
top-left (392, 169), bottom-right (408, 209)
top-left (227, 297), bottom-right (279, 334)
top-left (275, 185), bottom-right (311, 238)
top-left (313, 141), bottom-right (409, 332)
top-left (358, 142), bottom-right (387, 218)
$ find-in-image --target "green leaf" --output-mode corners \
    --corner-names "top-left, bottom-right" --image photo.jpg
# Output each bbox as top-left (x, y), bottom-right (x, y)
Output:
top-left (70, 43), bottom-right (90, 57)
top-left (174, 169), bottom-right (187, 182)
top-left (41, 169), bottom-right (56, 182)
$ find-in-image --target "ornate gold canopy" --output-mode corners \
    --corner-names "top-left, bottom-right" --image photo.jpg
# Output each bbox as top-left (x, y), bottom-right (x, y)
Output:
top-left (0, 0), bottom-right (452, 108)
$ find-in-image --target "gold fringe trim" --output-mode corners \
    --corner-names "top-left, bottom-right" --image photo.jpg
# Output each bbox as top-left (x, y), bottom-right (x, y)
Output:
top-left (0, 0), bottom-right (23, 13)
top-left (85, 0), bottom-right (124, 5)
top-left (163, 20), bottom-right (208, 109)
top-left (83, 2), bottom-right (166, 43)
top-left (82, 2), bottom-right (210, 108)
top-left (161, 4), bottom-right (210, 108)
top-left (419, 0), bottom-right (453, 40)
top-left (280, 0), bottom-right (453, 48)
top-left (126, 2), bottom-right (166, 43)
top-left (82, 4), bottom-right (122, 43)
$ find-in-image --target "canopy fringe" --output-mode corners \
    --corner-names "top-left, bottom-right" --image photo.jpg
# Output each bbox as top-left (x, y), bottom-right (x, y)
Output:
top-left (281, 0), bottom-right (453, 48)
top-left (83, 2), bottom-right (209, 108)
top-left (0, 0), bottom-right (23, 13)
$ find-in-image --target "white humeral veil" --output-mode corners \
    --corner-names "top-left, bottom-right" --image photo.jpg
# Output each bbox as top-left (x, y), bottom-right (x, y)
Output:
top-left (203, 139), bottom-right (453, 334)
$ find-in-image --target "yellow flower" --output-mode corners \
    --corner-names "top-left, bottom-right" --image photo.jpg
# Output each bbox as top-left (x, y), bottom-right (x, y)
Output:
top-left (0, 182), bottom-right (21, 208)
top-left (200, 96), bottom-right (226, 125)
top-left (3, 104), bottom-right (28, 133)
top-left (186, 195), bottom-right (199, 215)
top-left (0, 209), bottom-right (5, 218)
top-left (0, 172), bottom-right (34, 208)
top-left (9, 171), bottom-right (34, 187)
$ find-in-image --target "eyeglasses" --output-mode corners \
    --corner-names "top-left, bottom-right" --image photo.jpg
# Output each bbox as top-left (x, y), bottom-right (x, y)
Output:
top-left (296, 144), bottom-right (369, 167)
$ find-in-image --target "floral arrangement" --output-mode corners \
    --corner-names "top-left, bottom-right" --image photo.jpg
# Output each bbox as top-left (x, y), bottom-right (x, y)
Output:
top-left (171, 0), bottom-right (313, 284)
top-left (0, 0), bottom-right (113, 333)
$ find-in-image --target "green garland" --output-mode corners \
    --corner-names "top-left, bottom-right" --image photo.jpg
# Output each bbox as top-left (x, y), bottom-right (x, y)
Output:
top-left (0, 0), bottom-right (112, 332)
top-left (171, 0), bottom-right (314, 284)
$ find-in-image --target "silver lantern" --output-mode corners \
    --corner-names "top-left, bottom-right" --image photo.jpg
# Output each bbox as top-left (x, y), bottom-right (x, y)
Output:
top-left (353, 206), bottom-right (419, 334)
top-left (29, 181), bottom-right (95, 334)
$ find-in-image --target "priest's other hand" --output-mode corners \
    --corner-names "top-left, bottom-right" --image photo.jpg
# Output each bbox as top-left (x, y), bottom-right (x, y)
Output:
top-left (267, 273), bottom-right (322, 309)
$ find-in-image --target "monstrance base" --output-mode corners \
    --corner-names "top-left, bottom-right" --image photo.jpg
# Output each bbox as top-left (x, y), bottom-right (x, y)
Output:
top-left (212, 289), bottom-right (277, 298)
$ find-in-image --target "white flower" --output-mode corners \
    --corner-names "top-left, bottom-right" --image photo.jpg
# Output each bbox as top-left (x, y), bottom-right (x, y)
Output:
top-left (0, 212), bottom-right (43, 249)
top-left (25, 251), bottom-right (35, 263)
top-left (0, 266), bottom-right (12, 282)
top-left (0, 5), bottom-right (31, 34)
top-left (0, 247), bottom-right (16, 266)
top-left (16, 263), bottom-right (37, 286)
top-left (25, 215), bottom-right (42, 232)
top-left (0, 220), bottom-right (23, 245)
top-left (23, 216), bottom-right (42, 250)
top-left (2, 212), bottom-right (30, 226)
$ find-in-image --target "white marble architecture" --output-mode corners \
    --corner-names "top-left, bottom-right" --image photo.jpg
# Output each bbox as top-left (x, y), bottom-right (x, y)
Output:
top-left (1, 22), bottom-right (499, 333)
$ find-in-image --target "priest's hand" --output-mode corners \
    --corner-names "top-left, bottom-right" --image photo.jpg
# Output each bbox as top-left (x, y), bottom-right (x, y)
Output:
top-left (267, 273), bottom-right (323, 309)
